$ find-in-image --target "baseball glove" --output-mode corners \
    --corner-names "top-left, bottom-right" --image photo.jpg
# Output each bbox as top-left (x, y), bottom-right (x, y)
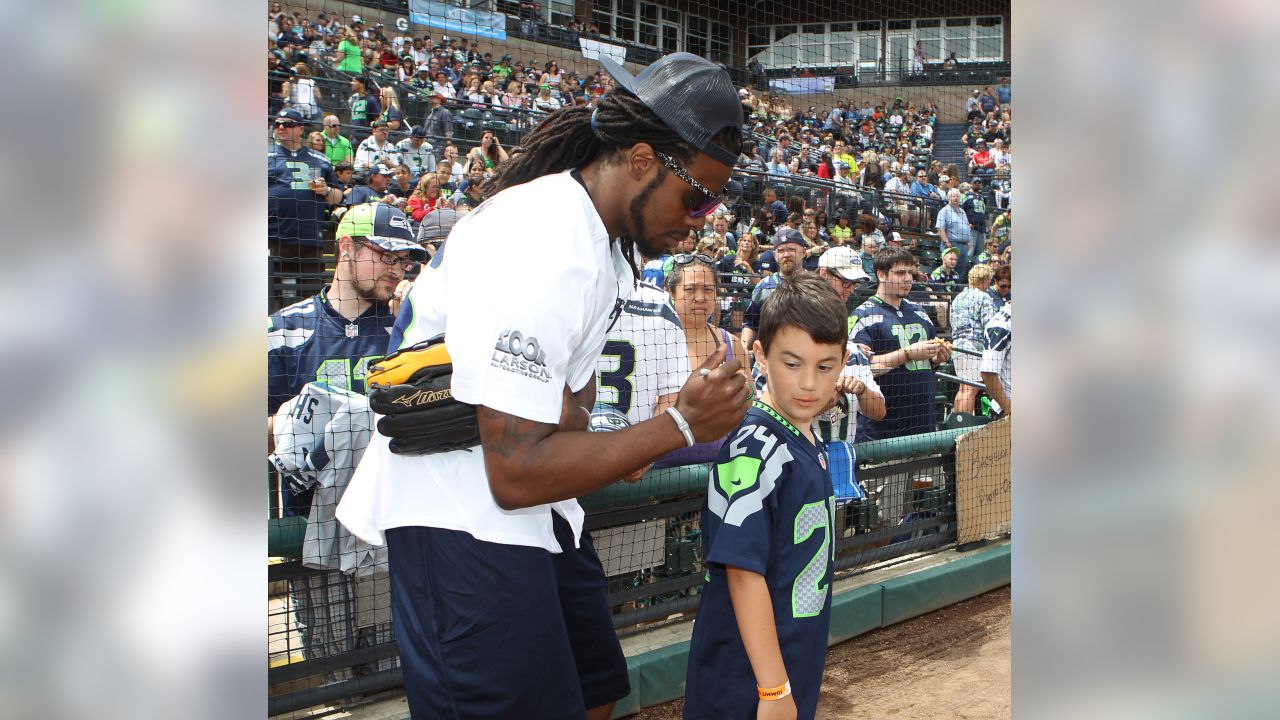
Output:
top-left (367, 335), bottom-right (481, 455)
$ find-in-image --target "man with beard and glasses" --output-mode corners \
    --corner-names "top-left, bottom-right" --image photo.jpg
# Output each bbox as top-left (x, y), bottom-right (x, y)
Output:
top-left (268, 202), bottom-right (426, 506)
top-left (336, 53), bottom-right (753, 720)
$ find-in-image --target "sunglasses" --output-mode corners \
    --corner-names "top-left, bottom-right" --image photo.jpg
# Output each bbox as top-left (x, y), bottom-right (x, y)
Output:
top-left (275, 121), bottom-right (302, 128)
top-left (654, 152), bottom-right (725, 218)
top-left (672, 253), bottom-right (716, 266)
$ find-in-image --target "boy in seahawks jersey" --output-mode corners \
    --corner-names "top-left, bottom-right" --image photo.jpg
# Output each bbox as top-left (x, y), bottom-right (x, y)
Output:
top-left (684, 273), bottom-right (849, 720)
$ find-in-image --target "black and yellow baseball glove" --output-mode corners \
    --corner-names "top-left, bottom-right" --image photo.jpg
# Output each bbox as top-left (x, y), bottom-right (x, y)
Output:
top-left (367, 335), bottom-right (481, 455)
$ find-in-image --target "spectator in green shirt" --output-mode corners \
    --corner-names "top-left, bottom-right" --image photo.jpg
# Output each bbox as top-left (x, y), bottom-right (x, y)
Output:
top-left (320, 115), bottom-right (353, 166)
top-left (491, 54), bottom-right (514, 84)
top-left (334, 28), bottom-right (362, 73)
top-left (829, 212), bottom-right (854, 245)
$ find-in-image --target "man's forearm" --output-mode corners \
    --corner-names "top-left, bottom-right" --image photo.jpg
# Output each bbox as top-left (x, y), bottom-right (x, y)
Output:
top-left (982, 372), bottom-right (1010, 413)
top-left (480, 408), bottom-right (687, 510)
top-left (871, 347), bottom-right (910, 372)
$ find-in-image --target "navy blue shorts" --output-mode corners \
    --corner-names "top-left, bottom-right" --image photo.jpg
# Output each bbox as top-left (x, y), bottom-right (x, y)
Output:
top-left (386, 514), bottom-right (630, 719)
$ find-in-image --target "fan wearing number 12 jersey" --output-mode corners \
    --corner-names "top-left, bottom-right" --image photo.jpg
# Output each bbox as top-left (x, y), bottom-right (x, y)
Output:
top-left (850, 294), bottom-right (940, 440)
top-left (595, 281), bottom-right (690, 425)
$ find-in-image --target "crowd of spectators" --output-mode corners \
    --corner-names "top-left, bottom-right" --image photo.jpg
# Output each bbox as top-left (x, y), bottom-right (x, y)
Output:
top-left (268, 4), bottom-right (1014, 436)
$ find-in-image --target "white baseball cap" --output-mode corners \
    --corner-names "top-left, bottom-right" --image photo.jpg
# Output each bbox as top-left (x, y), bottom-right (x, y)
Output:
top-left (818, 246), bottom-right (869, 282)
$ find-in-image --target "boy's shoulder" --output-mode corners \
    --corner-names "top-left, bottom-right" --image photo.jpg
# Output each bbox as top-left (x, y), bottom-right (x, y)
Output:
top-left (722, 404), bottom-right (803, 455)
top-left (709, 404), bottom-right (808, 525)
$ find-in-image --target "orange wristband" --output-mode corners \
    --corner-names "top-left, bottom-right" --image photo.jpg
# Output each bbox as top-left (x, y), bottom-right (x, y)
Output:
top-left (757, 681), bottom-right (792, 700)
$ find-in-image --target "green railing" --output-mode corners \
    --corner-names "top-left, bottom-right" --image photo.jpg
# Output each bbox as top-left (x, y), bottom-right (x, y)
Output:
top-left (267, 425), bottom-right (981, 560)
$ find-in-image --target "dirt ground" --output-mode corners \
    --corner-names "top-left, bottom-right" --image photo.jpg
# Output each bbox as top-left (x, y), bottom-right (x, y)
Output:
top-left (635, 586), bottom-right (1011, 720)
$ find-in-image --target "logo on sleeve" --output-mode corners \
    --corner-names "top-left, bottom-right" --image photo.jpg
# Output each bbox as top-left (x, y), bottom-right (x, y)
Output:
top-left (492, 330), bottom-right (551, 383)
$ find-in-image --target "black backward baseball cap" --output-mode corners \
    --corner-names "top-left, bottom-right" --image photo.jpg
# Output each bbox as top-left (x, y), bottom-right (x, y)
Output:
top-left (599, 52), bottom-right (741, 168)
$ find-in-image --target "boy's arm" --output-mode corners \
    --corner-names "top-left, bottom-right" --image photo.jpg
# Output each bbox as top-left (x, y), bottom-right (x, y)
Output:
top-left (727, 566), bottom-right (798, 719)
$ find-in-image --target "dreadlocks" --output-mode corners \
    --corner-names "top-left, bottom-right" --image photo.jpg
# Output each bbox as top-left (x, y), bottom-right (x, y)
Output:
top-left (487, 91), bottom-right (742, 277)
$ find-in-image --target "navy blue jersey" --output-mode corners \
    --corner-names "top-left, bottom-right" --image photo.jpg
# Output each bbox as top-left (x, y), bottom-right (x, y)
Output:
top-left (684, 401), bottom-right (835, 720)
top-left (269, 290), bottom-right (398, 516)
top-left (268, 289), bottom-right (398, 415)
top-left (268, 143), bottom-right (337, 246)
top-left (850, 296), bottom-right (939, 440)
top-left (344, 184), bottom-right (380, 206)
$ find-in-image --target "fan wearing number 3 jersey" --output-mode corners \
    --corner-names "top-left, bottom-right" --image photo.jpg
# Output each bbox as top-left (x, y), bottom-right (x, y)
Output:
top-left (849, 247), bottom-right (952, 441)
top-left (596, 281), bottom-right (690, 425)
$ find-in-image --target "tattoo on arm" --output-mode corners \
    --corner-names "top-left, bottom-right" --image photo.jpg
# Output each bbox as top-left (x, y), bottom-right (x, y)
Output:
top-left (477, 407), bottom-right (547, 460)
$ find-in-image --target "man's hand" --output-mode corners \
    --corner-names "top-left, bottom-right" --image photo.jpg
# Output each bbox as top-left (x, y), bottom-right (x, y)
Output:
top-left (674, 344), bottom-right (751, 442)
top-left (904, 339), bottom-right (946, 363)
top-left (390, 279), bottom-right (413, 317)
top-left (310, 177), bottom-right (329, 196)
top-left (835, 375), bottom-right (865, 396)
top-left (931, 340), bottom-right (953, 364)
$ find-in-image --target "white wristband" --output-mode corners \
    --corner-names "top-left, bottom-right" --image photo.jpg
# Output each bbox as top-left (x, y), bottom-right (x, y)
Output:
top-left (664, 406), bottom-right (696, 448)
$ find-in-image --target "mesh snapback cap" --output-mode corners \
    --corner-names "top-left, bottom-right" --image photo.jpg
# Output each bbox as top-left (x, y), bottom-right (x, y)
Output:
top-left (599, 52), bottom-right (741, 167)
top-left (337, 203), bottom-right (427, 260)
top-left (416, 207), bottom-right (464, 244)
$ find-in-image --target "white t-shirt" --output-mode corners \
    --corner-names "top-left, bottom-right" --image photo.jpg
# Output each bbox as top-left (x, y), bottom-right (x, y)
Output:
top-left (289, 78), bottom-right (318, 118)
top-left (354, 137), bottom-right (400, 172)
top-left (596, 281), bottom-right (689, 426)
top-left (980, 304), bottom-right (1012, 403)
top-left (337, 171), bottom-right (634, 553)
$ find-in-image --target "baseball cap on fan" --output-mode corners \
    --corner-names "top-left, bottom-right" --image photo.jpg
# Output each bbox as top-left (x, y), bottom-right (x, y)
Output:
top-left (598, 52), bottom-right (741, 167)
top-left (337, 203), bottom-right (427, 260)
top-left (416, 207), bottom-right (464, 244)
top-left (817, 246), bottom-right (869, 282)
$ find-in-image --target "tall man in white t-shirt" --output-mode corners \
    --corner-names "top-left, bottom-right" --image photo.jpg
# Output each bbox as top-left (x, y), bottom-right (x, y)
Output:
top-left (337, 53), bottom-right (751, 720)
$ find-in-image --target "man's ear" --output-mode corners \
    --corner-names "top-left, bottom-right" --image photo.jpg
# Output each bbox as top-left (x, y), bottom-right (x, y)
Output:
top-left (624, 142), bottom-right (656, 182)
